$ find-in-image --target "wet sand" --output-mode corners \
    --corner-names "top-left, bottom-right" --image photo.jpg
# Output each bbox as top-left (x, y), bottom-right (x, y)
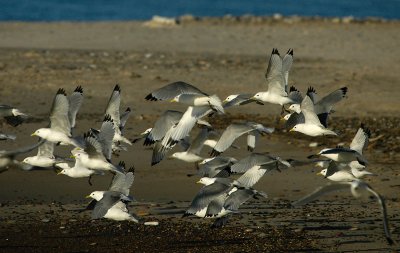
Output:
top-left (0, 19), bottom-right (399, 252)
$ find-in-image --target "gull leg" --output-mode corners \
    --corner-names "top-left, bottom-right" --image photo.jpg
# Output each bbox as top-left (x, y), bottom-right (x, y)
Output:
top-left (88, 176), bottom-right (93, 186)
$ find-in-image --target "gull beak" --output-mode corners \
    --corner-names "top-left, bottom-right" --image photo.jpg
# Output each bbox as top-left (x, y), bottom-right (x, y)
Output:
top-left (196, 180), bottom-right (201, 184)
top-left (279, 117), bottom-right (285, 121)
top-left (289, 128), bottom-right (295, 132)
top-left (57, 171), bottom-right (62, 175)
top-left (31, 133), bottom-right (36, 136)
top-left (70, 155), bottom-right (75, 158)
top-left (167, 156), bottom-right (173, 160)
top-left (85, 195), bottom-right (91, 199)
top-left (170, 98), bottom-right (177, 103)
top-left (316, 172), bottom-right (322, 176)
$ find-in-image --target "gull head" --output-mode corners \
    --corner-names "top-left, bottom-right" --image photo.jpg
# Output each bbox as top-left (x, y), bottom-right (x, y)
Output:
top-left (86, 191), bottom-right (104, 201)
top-left (169, 152), bottom-right (184, 160)
top-left (280, 114), bottom-right (291, 121)
top-left (31, 128), bottom-right (50, 138)
top-left (22, 157), bottom-right (32, 164)
top-left (317, 169), bottom-right (327, 177)
top-left (223, 94), bottom-right (238, 103)
top-left (251, 92), bottom-right (263, 101)
top-left (289, 125), bottom-right (299, 132)
top-left (288, 104), bottom-right (301, 113)
top-left (197, 177), bottom-right (217, 186)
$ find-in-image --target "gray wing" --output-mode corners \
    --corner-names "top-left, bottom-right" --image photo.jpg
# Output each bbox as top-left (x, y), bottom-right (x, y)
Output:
top-left (325, 161), bottom-right (341, 177)
top-left (349, 124), bottom-right (370, 154)
top-left (230, 153), bottom-right (275, 173)
top-left (285, 112), bottom-right (305, 130)
top-left (365, 185), bottom-right (394, 245)
top-left (223, 94), bottom-right (257, 109)
top-left (205, 194), bottom-right (227, 217)
top-left (162, 106), bottom-right (211, 148)
top-left (224, 188), bottom-right (258, 211)
top-left (91, 191), bottom-right (122, 219)
top-left (119, 107), bottom-right (131, 133)
top-left (282, 49), bottom-right (293, 89)
top-left (265, 48), bottom-right (286, 96)
top-left (288, 86), bottom-right (303, 104)
top-left (37, 141), bottom-right (54, 158)
top-left (84, 132), bottom-right (104, 159)
top-left (292, 182), bottom-right (351, 206)
top-left (185, 182), bottom-right (231, 215)
top-left (320, 147), bottom-right (357, 155)
top-left (49, 88), bottom-right (71, 136)
top-left (0, 139), bottom-right (46, 158)
top-left (109, 171), bottom-right (134, 196)
top-left (98, 115), bottom-right (115, 160)
top-left (210, 123), bottom-right (254, 156)
top-left (301, 96), bottom-right (321, 126)
top-left (151, 141), bottom-right (170, 166)
top-left (187, 127), bottom-right (210, 155)
top-left (314, 87), bottom-right (347, 115)
top-left (235, 166), bottom-right (269, 188)
top-left (145, 110), bottom-right (183, 145)
top-left (247, 130), bottom-right (260, 152)
top-left (105, 85), bottom-right (121, 134)
top-left (68, 86), bottom-right (84, 128)
top-left (145, 81), bottom-right (207, 101)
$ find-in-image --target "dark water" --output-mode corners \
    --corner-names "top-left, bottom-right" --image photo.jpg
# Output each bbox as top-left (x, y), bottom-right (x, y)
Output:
top-left (0, 0), bottom-right (399, 21)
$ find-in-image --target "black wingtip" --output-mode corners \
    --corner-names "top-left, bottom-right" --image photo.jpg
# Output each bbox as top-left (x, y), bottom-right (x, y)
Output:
top-left (210, 149), bottom-right (221, 157)
top-left (307, 86), bottom-right (316, 94)
top-left (143, 138), bottom-right (155, 146)
top-left (248, 146), bottom-right (254, 152)
top-left (182, 212), bottom-right (191, 218)
top-left (128, 166), bottom-right (135, 174)
top-left (271, 48), bottom-right (280, 56)
top-left (289, 86), bottom-right (298, 92)
top-left (287, 48), bottom-right (294, 56)
top-left (74, 85), bottom-right (83, 93)
top-left (340, 87), bottom-right (348, 96)
top-left (125, 107), bottom-right (131, 112)
top-left (145, 93), bottom-right (157, 101)
top-left (103, 114), bottom-right (113, 122)
top-left (114, 84), bottom-right (121, 92)
top-left (57, 88), bottom-right (67, 96)
top-left (361, 123), bottom-right (371, 138)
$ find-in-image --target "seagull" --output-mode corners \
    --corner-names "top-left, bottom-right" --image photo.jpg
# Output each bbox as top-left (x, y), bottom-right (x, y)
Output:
top-left (210, 122), bottom-right (274, 157)
top-left (0, 104), bottom-right (28, 126)
top-left (145, 81), bottom-right (224, 114)
top-left (309, 124), bottom-right (370, 164)
top-left (230, 153), bottom-right (292, 187)
top-left (288, 86), bottom-right (347, 127)
top-left (104, 84), bottom-right (132, 147)
top-left (56, 158), bottom-right (104, 185)
top-left (31, 88), bottom-right (82, 147)
top-left (72, 131), bottom-right (123, 174)
top-left (289, 96), bottom-right (337, 136)
top-left (317, 161), bottom-right (357, 182)
top-left (22, 140), bottom-right (60, 168)
top-left (183, 177), bottom-right (268, 227)
top-left (187, 156), bottom-right (237, 178)
top-left (142, 110), bottom-right (183, 146)
top-left (151, 106), bottom-right (212, 165)
top-left (169, 127), bottom-right (212, 163)
top-left (292, 180), bottom-right (394, 245)
top-left (251, 49), bottom-right (295, 109)
top-left (0, 139), bottom-right (45, 170)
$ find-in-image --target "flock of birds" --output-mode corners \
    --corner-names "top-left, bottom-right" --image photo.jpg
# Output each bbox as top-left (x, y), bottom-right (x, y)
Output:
top-left (0, 48), bottom-right (394, 245)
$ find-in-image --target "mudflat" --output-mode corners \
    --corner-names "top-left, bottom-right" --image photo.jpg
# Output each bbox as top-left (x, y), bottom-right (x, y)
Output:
top-left (0, 19), bottom-right (399, 252)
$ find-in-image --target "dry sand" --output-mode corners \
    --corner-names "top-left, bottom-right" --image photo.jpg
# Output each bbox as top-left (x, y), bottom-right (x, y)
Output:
top-left (0, 19), bottom-right (399, 252)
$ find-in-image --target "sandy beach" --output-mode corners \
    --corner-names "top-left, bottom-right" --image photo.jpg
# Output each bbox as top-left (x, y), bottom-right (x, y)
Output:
top-left (0, 18), bottom-right (399, 252)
